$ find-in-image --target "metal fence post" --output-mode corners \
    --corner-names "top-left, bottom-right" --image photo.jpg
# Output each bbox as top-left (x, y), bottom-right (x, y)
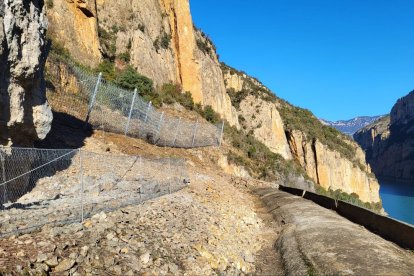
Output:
top-left (144, 101), bottom-right (152, 123)
top-left (191, 120), bottom-right (199, 147)
top-left (172, 117), bottom-right (181, 147)
top-left (155, 112), bottom-right (164, 145)
top-left (218, 121), bottom-right (225, 148)
top-left (0, 151), bottom-right (6, 204)
top-left (125, 88), bottom-right (137, 136)
top-left (85, 72), bottom-right (102, 125)
top-left (79, 149), bottom-right (84, 223)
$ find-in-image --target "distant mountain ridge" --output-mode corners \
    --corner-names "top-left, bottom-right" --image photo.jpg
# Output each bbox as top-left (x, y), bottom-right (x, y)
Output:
top-left (320, 116), bottom-right (385, 136)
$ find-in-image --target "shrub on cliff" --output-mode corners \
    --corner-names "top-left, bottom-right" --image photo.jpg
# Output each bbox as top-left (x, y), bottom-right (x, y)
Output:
top-left (115, 66), bottom-right (154, 97)
top-left (224, 123), bottom-right (307, 181)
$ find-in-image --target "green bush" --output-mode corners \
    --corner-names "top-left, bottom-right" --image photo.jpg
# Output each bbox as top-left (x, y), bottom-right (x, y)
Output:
top-left (201, 106), bottom-right (221, 124)
top-left (115, 66), bottom-right (154, 96)
top-left (160, 33), bottom-right (171, 49)
top-left (154, 32), bottom-right (171, 51)
top-left (97, 60), bottom-right (116, 82)
top-left (315, 185), bottom-right (382, 213)
top-left (196, 39), bottom-right (212, 56)
top-left (98, 27), bottom-right (117, 57)
top-left (118, 52), bottom-right (131, 63)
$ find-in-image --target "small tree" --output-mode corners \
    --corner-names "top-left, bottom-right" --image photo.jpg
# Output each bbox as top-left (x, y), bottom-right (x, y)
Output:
top-left (115, 66), bottom-right (154, 97)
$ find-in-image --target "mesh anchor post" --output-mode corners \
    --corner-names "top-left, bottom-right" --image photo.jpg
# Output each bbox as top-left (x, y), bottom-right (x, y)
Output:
top-left (125, 88), bottom-right (138, 136)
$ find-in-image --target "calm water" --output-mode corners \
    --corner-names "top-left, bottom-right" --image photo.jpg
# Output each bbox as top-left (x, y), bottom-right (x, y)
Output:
top-left (379, 179), bottom-right (414, 226)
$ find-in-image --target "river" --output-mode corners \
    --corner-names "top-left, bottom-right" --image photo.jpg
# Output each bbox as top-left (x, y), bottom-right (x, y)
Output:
top-left (379, 179), bottom-right (414, 226)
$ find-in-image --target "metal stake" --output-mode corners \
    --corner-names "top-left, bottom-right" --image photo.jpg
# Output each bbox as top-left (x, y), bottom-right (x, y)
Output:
top-left (155, 112), bottom-right (164, 145)
top-left (191, 120), bottom-right (199, 148)
top-left (144, 101), bottom-right (152, 123)
top-left (218, 121), bottom-right (225, 148)
top-left (0, 151), bottom-right (6, 204)
top-left (125, 88), bottom-right (137, 136)
top-left (172, 117), bottom-right (181, 147)
top-left (85, 72), bottom-right (102, 125)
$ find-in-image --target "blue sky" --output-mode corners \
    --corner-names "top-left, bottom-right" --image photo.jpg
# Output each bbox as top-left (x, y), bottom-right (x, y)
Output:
top-left (190, 0), bottom-right (414, 121)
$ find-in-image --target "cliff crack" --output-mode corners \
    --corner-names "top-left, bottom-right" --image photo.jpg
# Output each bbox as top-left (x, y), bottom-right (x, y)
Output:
top-left (311, 139), bottom-right (320, 185)
top-left (170, 6), bottom-right (182, 84)
top-left (77, 7), bottom-right (94, 18)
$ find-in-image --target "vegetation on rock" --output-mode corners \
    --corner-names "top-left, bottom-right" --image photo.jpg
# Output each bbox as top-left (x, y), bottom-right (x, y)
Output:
top-left (222, 63), bottom-right (364, 169)
top-left (315, 185), bottom-right (383, 212)
top-left (224, 123), bottom-right (307, 181)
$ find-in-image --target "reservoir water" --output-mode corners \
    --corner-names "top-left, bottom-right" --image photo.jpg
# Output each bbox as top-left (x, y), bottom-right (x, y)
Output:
top-left (379, 179), bottom-right (414, 226)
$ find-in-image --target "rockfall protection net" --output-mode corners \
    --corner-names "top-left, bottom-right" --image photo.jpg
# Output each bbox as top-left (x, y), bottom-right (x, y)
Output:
top-left (0, 147), bottom-right (188, 237)
top-left (47, 65), bottom-right (224, 148)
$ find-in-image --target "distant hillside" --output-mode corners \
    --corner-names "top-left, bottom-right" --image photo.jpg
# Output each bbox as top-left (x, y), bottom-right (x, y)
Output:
top-left (354, 90), bottom-right (414, 181)
top-left (320, 116), bottom-right (384, 136)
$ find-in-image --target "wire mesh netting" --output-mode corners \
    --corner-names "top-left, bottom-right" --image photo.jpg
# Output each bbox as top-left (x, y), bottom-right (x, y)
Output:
top-left (47, 64), bottom-right (224, 148)
top-left (0, 148), bottom-right (188, 237)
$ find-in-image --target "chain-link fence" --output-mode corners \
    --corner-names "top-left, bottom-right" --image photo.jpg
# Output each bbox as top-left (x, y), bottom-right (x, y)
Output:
top-left (0, 147), bottom-right (188, 237)
top-left (47, 64), bottom-right (224, 148)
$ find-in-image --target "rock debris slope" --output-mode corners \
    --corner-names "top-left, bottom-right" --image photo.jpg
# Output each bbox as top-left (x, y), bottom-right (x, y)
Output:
top-left (0, 133), bottom-right (283, 274)
top-left (0, 0), bottom-right (52, 146)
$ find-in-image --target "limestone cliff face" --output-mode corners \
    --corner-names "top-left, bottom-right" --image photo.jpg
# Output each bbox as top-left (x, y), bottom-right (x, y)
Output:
top-left (223, 67), bottom-right (291, 159)
top-left (94, 0), bottom-right (178, 86)
top-left (354, 90), bottom-right (414, 181)
top-left (0, 0), bottom-right (52, 146)
top-left (238, 95), bottom-right (292, 159)
top-left (46, 0), bottom-right (239, 127)
top-left (287, 130), bottom-right (380, 203)
top-left (222, 65), bottom-right (380, 203)
top-left (47, 0), bottom-right (101, 67)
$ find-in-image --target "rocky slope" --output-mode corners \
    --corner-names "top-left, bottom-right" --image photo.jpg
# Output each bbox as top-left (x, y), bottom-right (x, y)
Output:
top-left (223, 65), bottom-right (380, 203)
top-left (354, 90), bottom-right (414, 181)
top-left (0, 0), bottom-right (52, 146)
top-left (320, 115), bottom-right (384, 136)
top-left (45, 0), bottom-right (379, 202)
top-left (46, 0), bottom-right (239, 127)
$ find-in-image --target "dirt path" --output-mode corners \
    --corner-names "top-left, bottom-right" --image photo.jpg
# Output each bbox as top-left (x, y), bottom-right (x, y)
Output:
top-left (252, 193), bottom-right (284, 275)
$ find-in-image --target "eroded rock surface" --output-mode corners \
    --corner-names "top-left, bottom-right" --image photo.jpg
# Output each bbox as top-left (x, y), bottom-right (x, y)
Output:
top-left (46, 0), bottom-right (239, 127)
top-left (0, 0), bottom-right (52, 146)
top-left (239, 95), bottom-right (292, 159)
top-left (287, 130), bottom-right (380, 203)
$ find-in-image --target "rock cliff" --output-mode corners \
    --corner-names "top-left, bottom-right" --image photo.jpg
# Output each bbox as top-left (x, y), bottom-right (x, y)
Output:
top-left (45, 0), bottom-right (379, 203)
top-left (354, 90), bottom-right (414, 181)
top-left (286, 130), bottom-right (380, 203)
top-left (223, 65), bottom-right (380, 203)
top-left (46, 0), bottom-right (239, 127)
top-left (0, 0), bottom-right (52, 146)
top-left (238, 95), bottom-right (292, 160)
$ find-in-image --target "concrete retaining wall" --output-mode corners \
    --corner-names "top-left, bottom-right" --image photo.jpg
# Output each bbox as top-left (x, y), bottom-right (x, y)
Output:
top-left (278, 185), bottom-right (414, 249)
